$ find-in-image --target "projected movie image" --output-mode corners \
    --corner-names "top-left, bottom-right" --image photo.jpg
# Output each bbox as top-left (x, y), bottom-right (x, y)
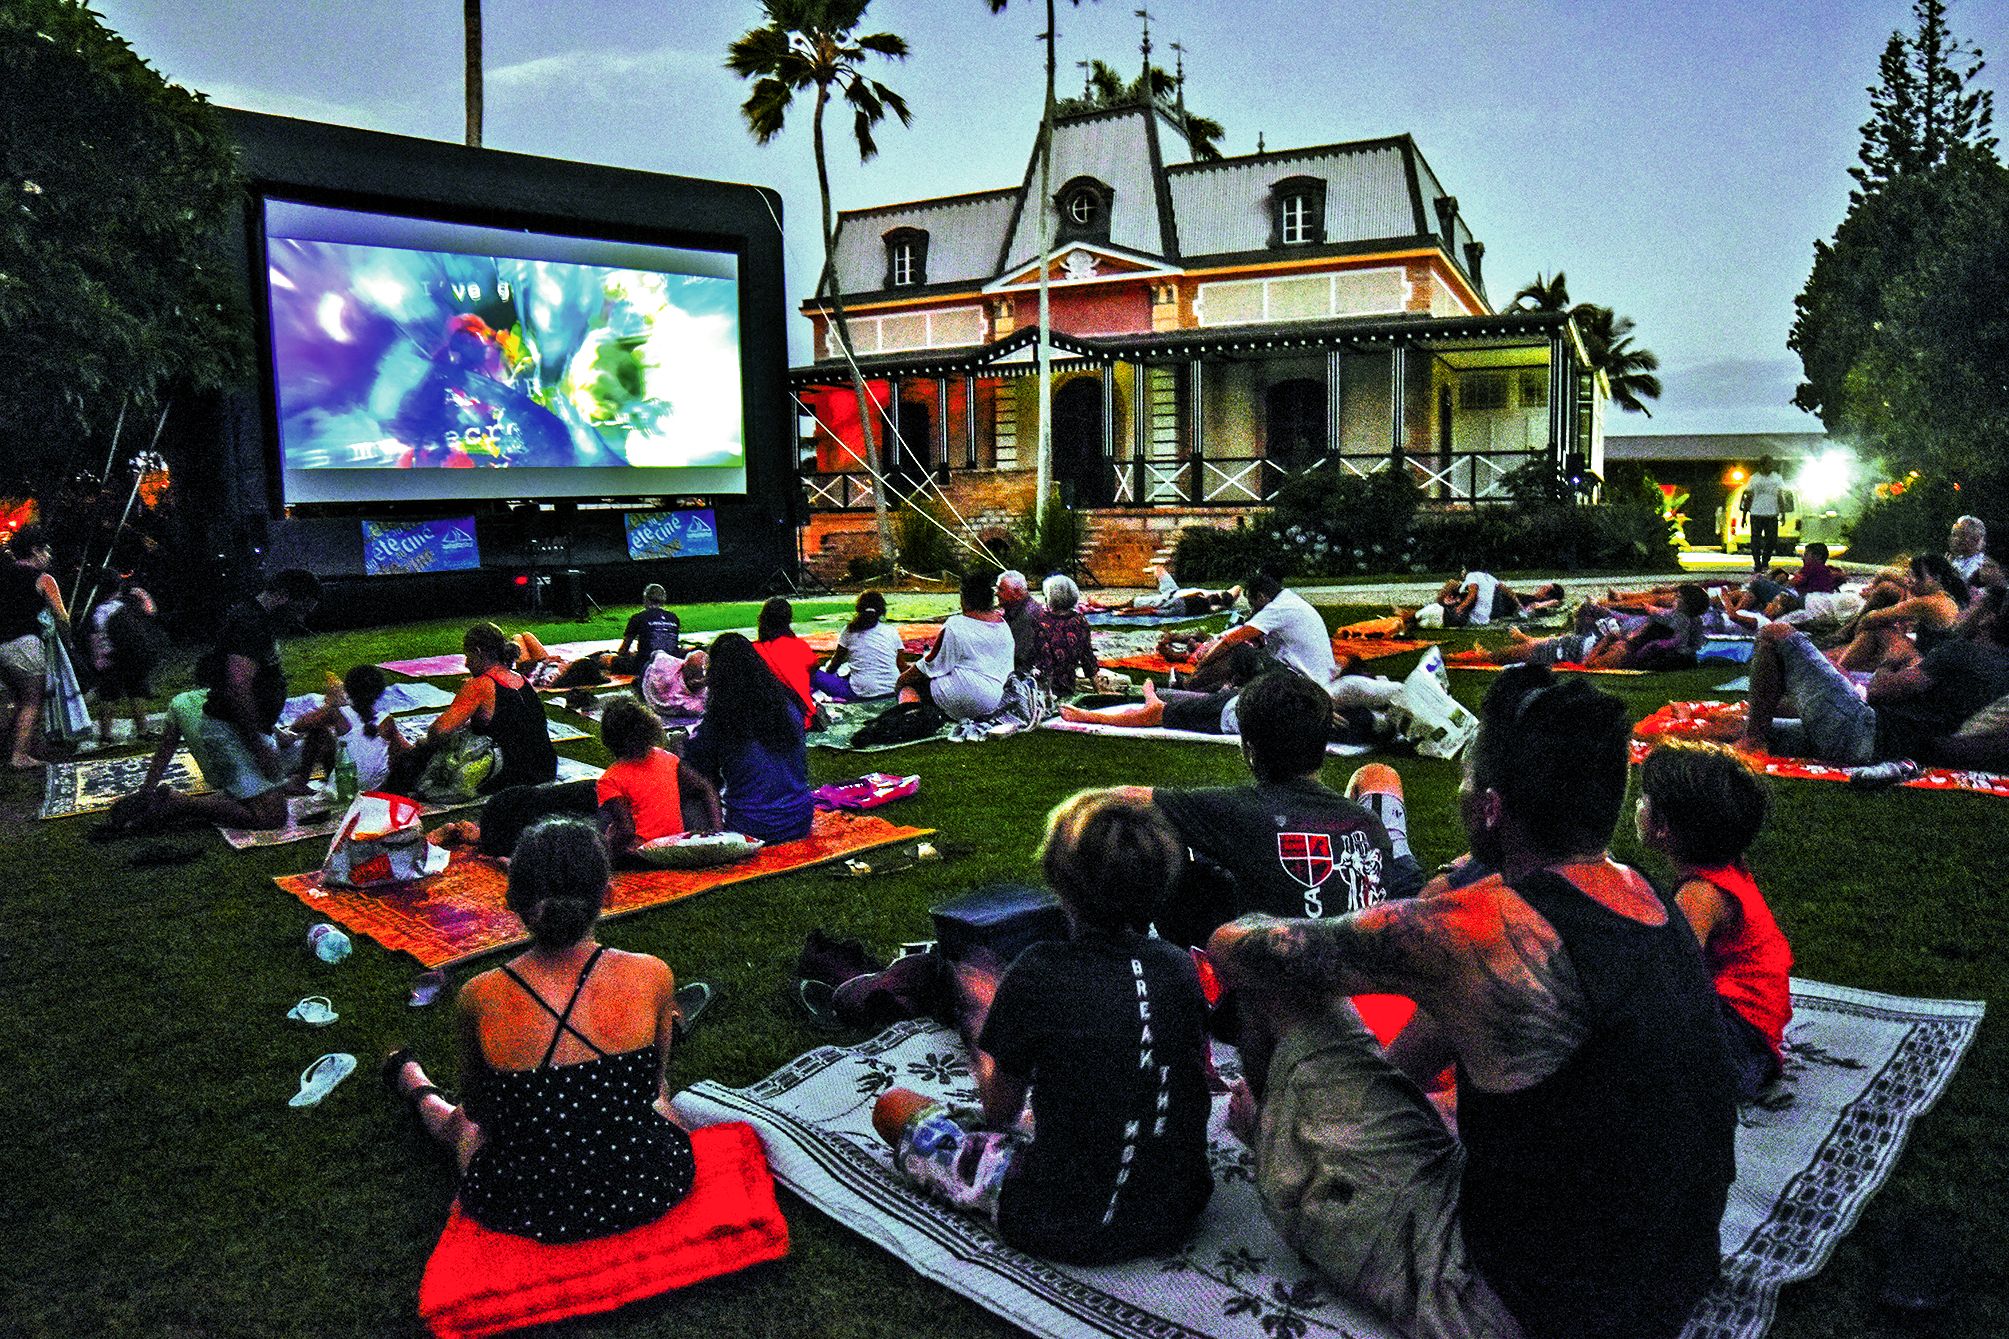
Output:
top-left (266, 201), bottom-right (746, 504)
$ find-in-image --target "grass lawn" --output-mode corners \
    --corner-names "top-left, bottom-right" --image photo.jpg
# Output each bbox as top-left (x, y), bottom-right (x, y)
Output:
top-left (2, 595), bottom-right (2000, 1338)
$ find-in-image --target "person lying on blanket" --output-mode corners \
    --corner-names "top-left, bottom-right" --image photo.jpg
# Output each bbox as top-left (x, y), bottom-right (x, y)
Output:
top-left (812, 590), bottom-right (902, 702)
top-left (595, 698), bottom-right (722, 858)
top-left (872, 789), bottom-right (1214, 1265)
top-left (1402, 576), bottom-right (1564, 631)
top-left (1636, 740), bottom-right (1793, 1102)
top-left (1207, 666), bottom-right (1737, 1339)
top-left (1492, 583), bottom-right (1708, 670)
top-left (682, 633), bottom-right (813, 843)
top-left (1115, 562), bottom-right (1240, 616)
top-left (1740, 586), bottom-right (2009, 770)
top-left (1097, 670), bottom-right (1425, 947)
top-left (388, 623), bottom-right (558, 796)
top-left (895, 570), bottom-right (1014, 723)
top-left (286, 665), bottom-right (412, 794)
top-left (385, 817), bottom-right (708, 1243)
top-left (1820, 553), bottom-right (1968, 675)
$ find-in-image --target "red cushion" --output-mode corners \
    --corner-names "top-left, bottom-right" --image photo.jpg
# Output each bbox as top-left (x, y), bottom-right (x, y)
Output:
top-left (419, 1121), bottom-right (789, 1339)
top-left (1351, 993), bottom-right (1417, 1047)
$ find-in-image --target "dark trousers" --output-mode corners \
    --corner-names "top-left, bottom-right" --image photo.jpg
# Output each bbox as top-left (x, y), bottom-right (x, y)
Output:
top-left (1750, 515), bottom-right (1780, 570)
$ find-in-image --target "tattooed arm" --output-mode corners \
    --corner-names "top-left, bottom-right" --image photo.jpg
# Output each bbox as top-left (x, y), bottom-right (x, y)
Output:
top-left (1208, 876), bottom-right (1589, 1092)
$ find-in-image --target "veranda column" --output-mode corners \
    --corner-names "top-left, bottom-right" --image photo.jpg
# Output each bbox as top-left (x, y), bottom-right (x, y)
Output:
top-left (1389, 342), bottom-right (1407, 468)
top-left (964, 372), bottom-right (978, 469)
top-left (1187, 357), bottom-right (1205, 505)
top-left (1133, 359), bottom-right (1150, 505)
top-left (1548, 336), bottom-right (1568, 472)
top-left (936, 376), bottom-right (950, 483)
top-left (1100, 361), bottom-right (1116, 506)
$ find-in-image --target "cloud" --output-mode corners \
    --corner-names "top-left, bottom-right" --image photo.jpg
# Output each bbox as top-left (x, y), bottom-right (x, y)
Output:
top-left (487, 46), bottom-right (715, 95)
top-left (1609, 355), bottom-right (1823, 437)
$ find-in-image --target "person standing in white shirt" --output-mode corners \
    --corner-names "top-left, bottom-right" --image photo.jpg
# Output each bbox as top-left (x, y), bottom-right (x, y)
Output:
top-left (1741, 456), bottom-right (1788, 573)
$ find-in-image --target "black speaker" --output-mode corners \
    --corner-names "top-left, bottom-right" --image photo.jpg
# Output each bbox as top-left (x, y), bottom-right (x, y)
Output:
top-left (556, 568), bottom-right (588, 619)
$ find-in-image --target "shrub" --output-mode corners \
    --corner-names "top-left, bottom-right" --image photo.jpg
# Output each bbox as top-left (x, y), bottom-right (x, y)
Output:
top-left (1844, 476), bottom-right (1966, 563)
top-left (893, 501), bottom-right (965, 578)
top-left (1007, 496), bottom-right (1089, 578)
top-left (1171, 519), bottom-right (1282, 583)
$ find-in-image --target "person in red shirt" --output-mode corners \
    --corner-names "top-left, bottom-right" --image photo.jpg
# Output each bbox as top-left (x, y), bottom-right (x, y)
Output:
top-left (1636, 739), bottom-right (1793, 1100)
top-left (595, 698), bottom-right (719, 857)
top-left (753, 596), bottom-right (820, 726)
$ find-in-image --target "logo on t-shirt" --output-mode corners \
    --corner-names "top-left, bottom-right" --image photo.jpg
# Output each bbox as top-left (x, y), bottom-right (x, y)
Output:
top-left (1277, 830), bottom-right (1385, 917)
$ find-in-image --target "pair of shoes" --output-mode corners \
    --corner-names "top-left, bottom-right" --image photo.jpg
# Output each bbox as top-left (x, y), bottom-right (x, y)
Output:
top-left (287, 996), bottom-right (339, 1027)
top-left (832, 951), bottom-right (947, 1031)
top-left (795, 929), bottom-right (885, 987)
top-left (671, 982), bottom-right (715, 1041)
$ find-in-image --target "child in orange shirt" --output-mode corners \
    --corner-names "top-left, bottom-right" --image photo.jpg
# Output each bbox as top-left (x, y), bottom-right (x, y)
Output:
top-left (595, 698), bottom-right (719, 856)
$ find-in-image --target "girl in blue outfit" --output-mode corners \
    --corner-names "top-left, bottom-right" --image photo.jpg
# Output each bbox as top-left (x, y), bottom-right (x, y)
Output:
top-left (681, 632), bottom-right (815, 843)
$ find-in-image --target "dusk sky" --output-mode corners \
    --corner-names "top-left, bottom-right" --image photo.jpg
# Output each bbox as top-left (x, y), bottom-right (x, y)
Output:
top-left (96, 0), bottom-right (2008, 438)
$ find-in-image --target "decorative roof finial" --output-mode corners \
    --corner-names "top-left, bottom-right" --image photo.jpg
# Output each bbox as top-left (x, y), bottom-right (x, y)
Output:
top-left (1169, 40), bottom-right (1186, 118)
top-left (1075, 58), bottom-right (1091, 99)
top-left (1135, 7), bottom-right (1152, 87)
top-left (1257, 131), bottom-right (1266, 155)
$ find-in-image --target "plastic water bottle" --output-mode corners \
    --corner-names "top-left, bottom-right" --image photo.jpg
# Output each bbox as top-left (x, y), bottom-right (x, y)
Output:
top-left (331, 740), bottom-right (358, 809)
top-left (308, 923), bottom-right (352, 963)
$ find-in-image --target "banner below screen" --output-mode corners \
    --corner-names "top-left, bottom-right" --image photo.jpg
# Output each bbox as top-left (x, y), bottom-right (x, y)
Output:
top-left (625, 508), bottom-right (720, 561)
top-left (361, 517), bottom-right (482, 576)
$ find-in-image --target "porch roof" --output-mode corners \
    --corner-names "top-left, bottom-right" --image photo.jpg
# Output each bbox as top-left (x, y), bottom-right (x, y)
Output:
top-left (789, 311), bottom-right (1576, 387)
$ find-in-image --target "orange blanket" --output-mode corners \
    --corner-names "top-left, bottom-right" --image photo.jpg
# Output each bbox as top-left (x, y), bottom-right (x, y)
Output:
top-left (272, 810), bottom-right (932, 968)
top-left (1106, 635), bottom-right (1431, 677)
top-left (1631, 701), bottom-right (2009, 798)
top-left (1444, 649), bottom-right (1647, 675)
top-left (798, 624), bottom-right (941, 656)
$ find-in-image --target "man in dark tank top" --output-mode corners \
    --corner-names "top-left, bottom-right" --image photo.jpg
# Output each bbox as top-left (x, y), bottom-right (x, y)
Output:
top-left (1210, 665), bottom-right (1735, 1339)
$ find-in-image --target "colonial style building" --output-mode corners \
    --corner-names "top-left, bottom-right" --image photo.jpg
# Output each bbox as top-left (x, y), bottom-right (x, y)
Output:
top-left (792, 92), bottom-right (1604, 577)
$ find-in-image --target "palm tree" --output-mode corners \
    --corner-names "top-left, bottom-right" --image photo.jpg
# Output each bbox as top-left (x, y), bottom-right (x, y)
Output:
top-left (1573, 305), bottom-right (1663, 416)
top-left (1510, 270), bottom-right (1569, 312)
top-left (987, 0), bottom-right (1099, 528)
top-left (729, 0), bottom-right (911, 561)
top-left (463, 0), bottom-right (482, 148)
top-left (1061, 59), bottom-right (1223, 159)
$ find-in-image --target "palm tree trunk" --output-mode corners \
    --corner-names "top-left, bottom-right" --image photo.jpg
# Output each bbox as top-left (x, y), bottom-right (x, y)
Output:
top-left (463, 0), bottom-right (483, 148)
top-left (812, 85), bottom-right (895, 565)
top-left (1032, 0), bottom-right (1056, 529)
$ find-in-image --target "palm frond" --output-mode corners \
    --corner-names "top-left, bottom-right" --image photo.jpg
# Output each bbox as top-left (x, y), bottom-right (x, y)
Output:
top-left (740, 78), bottom-right (795, 143)
top-left (856, 31), bottom-right (909, 59)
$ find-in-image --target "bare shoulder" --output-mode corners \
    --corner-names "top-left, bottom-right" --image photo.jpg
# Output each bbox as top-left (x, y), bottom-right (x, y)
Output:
top-left (602, 948), bottom-right (675, 992)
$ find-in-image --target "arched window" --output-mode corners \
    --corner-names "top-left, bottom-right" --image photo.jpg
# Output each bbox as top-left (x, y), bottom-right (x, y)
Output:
top-left (1054, 176), bottom-right (1113, 244)
top-left (883, 227), bottom-right (929, 288)
top-left (1269, 176), bottom-right (1327, 247)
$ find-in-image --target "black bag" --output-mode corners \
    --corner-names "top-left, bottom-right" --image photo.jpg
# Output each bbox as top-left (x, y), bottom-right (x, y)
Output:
top-left (848, 699), bottom-right (947, 749)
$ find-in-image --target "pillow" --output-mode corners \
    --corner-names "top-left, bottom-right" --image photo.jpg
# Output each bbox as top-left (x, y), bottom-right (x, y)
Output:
top-left (636, 831), bottom-right (763, 869)
top-left (418, 1121), bottom-right (788, 1338)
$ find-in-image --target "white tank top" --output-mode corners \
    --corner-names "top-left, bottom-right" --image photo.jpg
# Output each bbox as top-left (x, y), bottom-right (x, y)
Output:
top-left (339, 703), bottom-right (393, 793)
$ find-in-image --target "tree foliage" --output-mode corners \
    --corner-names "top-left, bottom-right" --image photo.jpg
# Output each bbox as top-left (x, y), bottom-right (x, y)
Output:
top-left (0, 0), bottom-right (249, 473)
top-left (1508, 270), bottom-right (1662, 416)
top-left (1059, 58), bottom-right (1223, 159)
top-left (1792, 0), bottom-right (2004, 490)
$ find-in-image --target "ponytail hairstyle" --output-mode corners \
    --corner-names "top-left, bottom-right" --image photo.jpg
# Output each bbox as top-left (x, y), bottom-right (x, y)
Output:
top-left (1039, 788), bottom-right (1184, 934)
top-left (343, 664), bottom-right (388, 726)
top-left (848, 589), bottom-right (887, 635)
top-left (506, 817), bottom-right (610, 949)
top-left (463, 621), bottom-right (511, 670)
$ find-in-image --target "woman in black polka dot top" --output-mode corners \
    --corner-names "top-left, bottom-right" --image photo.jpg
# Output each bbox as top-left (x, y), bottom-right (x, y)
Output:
top-left (386, 817), bottom-right (696, 1242)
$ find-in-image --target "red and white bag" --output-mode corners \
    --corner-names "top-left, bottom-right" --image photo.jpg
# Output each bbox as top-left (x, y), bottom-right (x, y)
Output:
top-left (322, 791), bottom-right (450, 888)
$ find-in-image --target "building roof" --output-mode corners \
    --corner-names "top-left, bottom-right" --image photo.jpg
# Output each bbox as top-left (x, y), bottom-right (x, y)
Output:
top-left (817, 106), bottom-right (1484, 307)
top-left (1603, 431), bottom-right (1830, 462)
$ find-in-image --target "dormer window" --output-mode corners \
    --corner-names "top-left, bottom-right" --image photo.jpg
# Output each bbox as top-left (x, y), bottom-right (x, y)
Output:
top-left (1269, 176), bottom-right (1327, 247)
top-left (1054, 176), bottom-right (1112, 243)
top-left (883, 227), bottom-right (928, 288)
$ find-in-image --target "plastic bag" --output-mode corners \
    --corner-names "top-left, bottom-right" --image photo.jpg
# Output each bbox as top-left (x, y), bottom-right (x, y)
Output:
top-left (1387, 649), bottom-right (1478, 761)
top-left (415, 733), bottom-right (500, 803)
top-left (323, 791), bottom-right (449, 888)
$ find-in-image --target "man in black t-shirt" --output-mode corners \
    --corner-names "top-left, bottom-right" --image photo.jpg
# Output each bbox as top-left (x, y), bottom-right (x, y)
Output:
top-left (1129, 671), bottom-right (1424, 946)
top-left (615, 582), bottom-right (681, 674)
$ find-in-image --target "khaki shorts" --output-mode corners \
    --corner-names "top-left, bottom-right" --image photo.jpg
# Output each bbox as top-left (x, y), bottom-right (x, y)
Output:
top-left (1254, 1004), bottom-right (1524, 1339)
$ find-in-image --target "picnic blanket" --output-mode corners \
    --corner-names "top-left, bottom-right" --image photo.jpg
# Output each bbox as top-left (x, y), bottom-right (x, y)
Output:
top-left (217, 755), bottom-right (606, 849)
top-left (1444, 650), bottom-right (1649, 675)
top-left (1083, 609), bottom-right (1216, 628)
top-left (673, 979), bottom-right (1982, 1339)
top-left (377, 639), bottom-right (621, 680)
top-left (1041, 717), bottom-right (1372, 756)
top-left (1701, 637), bottom-right (1758, 664)
top-left (278, 681), bottom-right (456, 725)
top-left (41, 750), bottom-right (206, 819)
top-left (271, 809), bottom-right (932, 968)
top-left (799, 624), bottom-right (944, 656)
top-left (810, 701), bottom-right (953, 753)
top-left (1105, 635), bottom-right (1433, 678)
top-left (1632, 701), bottom-right (2009, 799)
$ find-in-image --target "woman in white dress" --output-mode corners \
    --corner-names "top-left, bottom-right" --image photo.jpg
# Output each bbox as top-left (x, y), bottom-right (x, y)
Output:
top-left (897, 571), bottom-right (1015, 721)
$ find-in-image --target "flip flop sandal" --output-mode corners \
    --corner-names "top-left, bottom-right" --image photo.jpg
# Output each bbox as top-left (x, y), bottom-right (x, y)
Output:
top-left (672, 982), bottom-right (716, 1041)
top-left (286, 996), bottom-right (339, 1027)
top-left (789, 978), bottom-right (843, 1033)
top-left (288, 1052), bottom-right (357, 1108)
top-left (408, 970), bottom-right (448, 1009)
